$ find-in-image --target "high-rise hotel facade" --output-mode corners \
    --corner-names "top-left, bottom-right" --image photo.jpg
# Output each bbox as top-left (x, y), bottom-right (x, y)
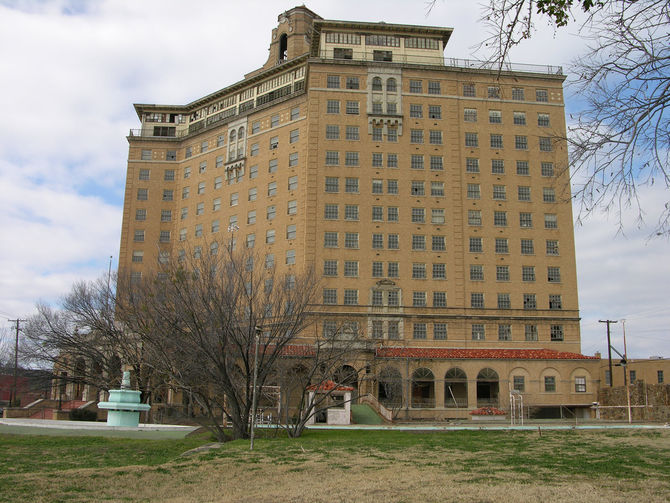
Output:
top-left (120, 7), bottom-right (599, 420)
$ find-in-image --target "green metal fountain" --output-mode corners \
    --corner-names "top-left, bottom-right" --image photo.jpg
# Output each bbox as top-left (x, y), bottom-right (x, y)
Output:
top-left (98, 371), bottom-right (151, 427)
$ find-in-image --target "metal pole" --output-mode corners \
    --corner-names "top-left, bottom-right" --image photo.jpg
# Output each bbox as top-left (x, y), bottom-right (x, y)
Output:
top-left (8, 319), bottom-right (26, 407)
top-left (250, 327), bottom-right (261, 451)
top-left (599, 320), bottom-right (617, 386)
top-left (622, 320), bottom-right (632, 423)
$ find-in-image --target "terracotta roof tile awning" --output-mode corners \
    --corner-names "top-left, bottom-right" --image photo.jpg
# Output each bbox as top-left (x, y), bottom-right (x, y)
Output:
top-left (375, 347), bottom-right (598, 360)
top-left (306, 380), bottom-right (354, 392)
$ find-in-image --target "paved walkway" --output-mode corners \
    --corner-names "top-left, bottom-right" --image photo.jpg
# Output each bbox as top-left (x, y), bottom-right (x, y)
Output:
top-left (0, 418), bottom-right (199, 439)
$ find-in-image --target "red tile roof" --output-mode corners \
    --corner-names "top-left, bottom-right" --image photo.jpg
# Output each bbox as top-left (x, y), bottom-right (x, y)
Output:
top-left (375, 347), bottom-right (598, 360)
top-left (306, 380), bottom-right (354, 392)
top-left (280, 345), bottom-right (316, 357)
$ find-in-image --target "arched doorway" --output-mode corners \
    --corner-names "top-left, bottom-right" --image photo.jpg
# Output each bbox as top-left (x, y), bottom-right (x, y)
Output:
top-left (411, 368), bottom-right (435, 408)
top-left (444, 368), bottom-right (468, 408)
top-left (476, 368), bottom-right (499, 407)
top-left (377, 366), bottom-right (402, 409)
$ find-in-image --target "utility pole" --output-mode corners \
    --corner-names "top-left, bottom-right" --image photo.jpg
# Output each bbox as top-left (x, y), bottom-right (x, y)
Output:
top-left (8, 318), bottom-right (27, 406)
top-left (599, 320), bottom-right (618, 387)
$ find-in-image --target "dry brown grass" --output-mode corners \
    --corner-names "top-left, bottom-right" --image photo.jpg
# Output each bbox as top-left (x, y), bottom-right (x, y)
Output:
top-left (3, 429), bottom-right (670, 502)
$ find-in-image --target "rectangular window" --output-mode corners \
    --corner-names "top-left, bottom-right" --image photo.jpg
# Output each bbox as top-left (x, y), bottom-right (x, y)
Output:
top-left (265, 229), bottom-right (275, 244)
top-left (334, 47), bottom-right (353, 60)
top-left (166, 150), bottom-right (177, 161)
top-left (541, 162), bottom-right (554, 177)
top-left (409, 80), bottom-right (422, 93)
top-left (410, 129), bottom-right (424, 144)
top-left (323, 289), bottom-right (337, 305)
top-left (290, 129), bottom-right (299, 144)
top-left (460, 82), bottom-right (478, 98)
top-left (346, 126), bottom-right (360, 141)
top-left (345, 204), bottom-right (359, 220)
top-left (494, 211), bottom-right (507, 227)
top-left (197, 182), bottom-right (205, 195)
top-left (412, 235), bottom-right (426, 250)
top-left (159, 231), bottom-right (170, 243)
top-left (410, 104), bottom-right (423, 118)
top-left (286, 175), bottom-right (298, 191)
top-left (137, 188), bottom-right (148, 201)
top-left (518, 186), bottom-right (531, 201)
top-left (523, 294), bottom-right (537, 310)
top-left (247, 210), bottom-right (256, 225)
top-left (490, 134), bottom-right (503, 149)
top-left (196, 202), bottom-right (204, 215)
top-left (413, 323), bottom-right (427, 339)
top-left (388, 263), bottom-right (399, 278)
top-left (549, 294), bottom-right (562, 310)
top-left (496, 265), bottom-right (510, 282)
top-left (346, 101), bottom-right (359, 115)
top-left (387, 180), bottom-right (398, 194)
top-left (135, 209), bottom-right (146, 221)
top-left (525, 325), bottom-right (538, 341)
top-left (658, 371), bottom-right (664, 384)
top-left (522, 266), bottom-right (536, 282)
top-left (372, 262), bottom-right (383, 277)
top-left (134, 230), bottom-right (144, 242)
top-left (516, 161), bottom-right (529, 176)
top-left (498, 294), bottom-right (511, 310)
top-left (388, 321), bottom-right (399, 339)
top-left (515, 135), bottom-right (528, 150)
top-left (466, 158), bottom-right (479, 173)
top-left (411, 207), bottom-right (425, 223)
top-left (266, 205), bottom-right (276, 220)
top-left (537, 113), bottom-right (550, 127)
top-left (547, 266), bottom-right (561, 283)
top-left (429, 105), bottom-right (441, 119)
top-left (325, 177), bottom-right (339, 193)
top-left (372, 153), bottom-right (383, 167)
top-left (345, 151), bottom-right (359, 166)
top-left (344, 260), bottom-right (358, 277)
top-left (521, 239), bottom-right (534, 255)
top-left (387, 234), bottom-right (399, 249)
top-left (433, 263), bottom-right (446, 279)
top-left (489, 110), bottom-right (502, 124)
top-left (544, 376), bottom-right (556, 392)
top-left (373, 50), bottom-right (393, 62)
top-left (346, 76), bottom-right (359, 89)
top-left (468, 210), bottom-right (481, 226)
top-left (539, 137), bottom-right (553, 151)
top-left (138, 169), bottom-right (150, 180)
top-left (286, 224), bottom-right (297, 240)
top-left (387, 206), bottom-right (398, 222)
top-left (513, 376), bottom-right (525, 392)
top-left (372, 291), bottom-right (383, 307)
top-left (327, 100), bottom-right (340, 114)
top-left (267, 182), bottom-right (277, 197)
top-left (430, 156), bottom-right (443, 171)
top-left (160, 209), bottom-right (172, 222)
top-left (543, 188), bottom-right (556, 203)
top-left (141, 150), bottom-right (152, 161)
top-left (546, 240), bottom-right (559, 255)
top-left (325, 204), bottom-right (339, 220)
top-left (551, 325), bottom-right (564, 342)
top-left (346, 177), bottom-right (360, 193)
top-left (412, 263), bottom-right (426, 279)
top-left (387, 154), bottom-right (398, 168)
top-left (491, 159), bottom-right (505, 174)
top-left (472, 324), bottom-right (485, 340)
top-left (413, 292), bottom-right (427, 307)
top-left (469, 237), bottom-right (483, 253)
top-left (372, 127), bottom-right (383, 142)
top-left (464, 108), bottom-right (477, 122)
top-left (431, 235), bottom-right (446, 251)
top-left (431, 209), bottom-right (445, 224)
top-left (513, 111), bottom-right (526, 125)
top-left (434, 322), bottom-right (447, 340)
top-left (326, 125), bottom-right (340, 140)
top-left (488, 86), bottom-right (500, 98)
top-left (493, 185), bottom-right (506, 200)
top-left (428, 81), bottom-right (441, 94)
top-left (411, 154), bottom-right (424, 170)
top-left (287, 200), bottom-right (297, 215)
top-left (544, 214), bottom-right (558, 229)
top-left (429, 130), bottom-right (442, 145)
top-left (512, 88), bottom-right (525, 100)
top-left (132, 251), bottom-right (143, 263)
top-left (470, 265), bottom-right (484, 281)
top-left (321, 232), bottom-right (339, 250)
top-left (471, 293), bottom-right (484, 308)
top-left (465, 132), bottom-right (479, 147)
top-left (467, 184), bottom-right (480, 199)
top-left (249, 166), bottom-right (258, 179)
top-left (344, 289), bottom-right (358, 305)
top-left (345, 232), bottom-right (359, 249)
top-left (536, 89), bottom-right (548, 102)
top-left (498, 324), bottom-right (511, 340)
top-left (574, 376), bottom-right (586, 393)
top-left (372, 206), bottom-right (383, 221)
top-left (327, 75), bottom-right (340, 89)
top-left (387, 127), bottom-right (398, 142)
top-left (520, 212), bottom-right (533, 228)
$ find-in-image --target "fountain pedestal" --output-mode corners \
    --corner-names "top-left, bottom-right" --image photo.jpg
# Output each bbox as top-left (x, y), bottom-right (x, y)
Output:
top-left (98, 371), bottom-right (151, 427)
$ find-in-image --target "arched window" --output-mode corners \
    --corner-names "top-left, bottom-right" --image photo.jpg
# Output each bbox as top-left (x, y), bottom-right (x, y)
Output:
top-left (386, 78), bottom-right (397, 92)
top-left (445, 368), bottom-right (468, 408)
top-left (229, 130), bottom-right (236, 142)
top-left (476, 368), bottom-right (499, 407)
top-left (378, 367), bottom-right (402, 408)
top-left (372, 77), bottom-right (383, 91)
top-left (279, 33), bottom-right (288, 61)
top-left (238, 127), bottom-right (245, 139)
top-left (411, 368), bottom-right (435, 408)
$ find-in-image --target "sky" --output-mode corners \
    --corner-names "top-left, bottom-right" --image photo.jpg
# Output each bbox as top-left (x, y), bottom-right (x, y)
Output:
top-left (0, 0), bottom-right (668, 360)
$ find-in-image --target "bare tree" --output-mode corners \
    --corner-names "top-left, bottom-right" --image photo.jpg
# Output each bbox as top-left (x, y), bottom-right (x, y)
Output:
top-left (116, 244), bottom-right (324, 441)
top-left (429, 0), bottom-right (670, 235)
top-left (22, 277), bottom-right (151, 403)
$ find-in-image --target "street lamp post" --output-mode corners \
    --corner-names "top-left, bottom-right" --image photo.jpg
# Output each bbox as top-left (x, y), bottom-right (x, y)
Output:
top-left (249, 325), bottom-right (262, 451)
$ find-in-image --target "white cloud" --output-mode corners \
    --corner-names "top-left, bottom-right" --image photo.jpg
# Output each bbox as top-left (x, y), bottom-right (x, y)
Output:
top-left (0, 0), bottom-right (668, 361)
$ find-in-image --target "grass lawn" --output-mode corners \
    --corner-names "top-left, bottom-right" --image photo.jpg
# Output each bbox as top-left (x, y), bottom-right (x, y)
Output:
top-left (1, 428), bottom-right (669, 502)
